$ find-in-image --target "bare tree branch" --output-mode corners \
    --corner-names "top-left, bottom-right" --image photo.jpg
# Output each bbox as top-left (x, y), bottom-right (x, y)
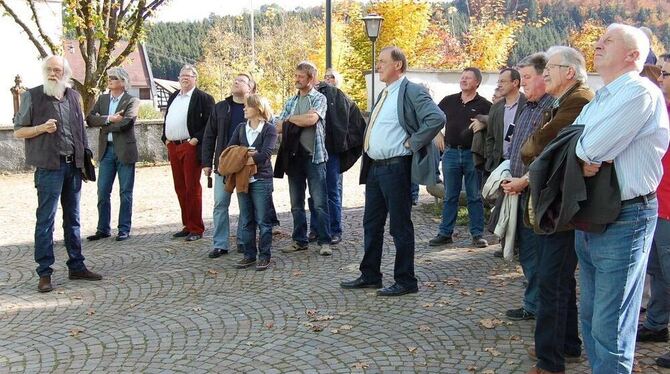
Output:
top-left (25, 0), bottom-right (59, 54)
top-left (0, 0), bottom-right (48, 57)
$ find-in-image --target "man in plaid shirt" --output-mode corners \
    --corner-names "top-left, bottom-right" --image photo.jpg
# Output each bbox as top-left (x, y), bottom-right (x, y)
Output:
top-left (277, 61), bottom-right (333, 256)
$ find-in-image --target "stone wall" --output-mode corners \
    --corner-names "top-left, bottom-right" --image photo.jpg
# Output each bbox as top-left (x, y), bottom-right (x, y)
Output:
top-left (0, 119), bottom-right (167, 173)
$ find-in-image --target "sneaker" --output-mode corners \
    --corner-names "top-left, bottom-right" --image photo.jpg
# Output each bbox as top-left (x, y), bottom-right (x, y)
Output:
top-left (330, 234), bottom-right (342, 245)
top-left (281, 242), bottom-right (308, 253)
top-left (472, 236), bottom-right (488, 248)
top-left (319, 244), bottom-right (333, 256)
top-left (657, 351), bottom-right (670, 368)
top-left (637, 325), bottom-right (669, 342)
top-left (235, 258), bottom-right (256, 269)
top-left (256, 258), bottom-right (271, 271)
top-left (506, 307), bottom-right (535, 321)
top-left (428, 234), bottom-right (453, 246)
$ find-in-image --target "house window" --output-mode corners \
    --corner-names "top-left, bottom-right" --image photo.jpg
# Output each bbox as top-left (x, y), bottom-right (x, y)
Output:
top-left (139, 87), bottom-right (151, 100)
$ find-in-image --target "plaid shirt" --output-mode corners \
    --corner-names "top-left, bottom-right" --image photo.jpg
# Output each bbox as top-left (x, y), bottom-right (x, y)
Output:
top-left (509, 94), bottom-right (556, 177)
top-left (278, 88), bottom-right (328, 164)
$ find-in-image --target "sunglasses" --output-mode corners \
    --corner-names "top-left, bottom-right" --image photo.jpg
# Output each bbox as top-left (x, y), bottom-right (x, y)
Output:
top-left (108, 76), bottom-right (120, 81)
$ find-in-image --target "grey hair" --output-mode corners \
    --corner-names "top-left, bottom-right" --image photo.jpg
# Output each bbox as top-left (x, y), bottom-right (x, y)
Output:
top-left (517, 52), bottom-right (547, 75)
top-left (180, 64), bottom-right (198, 78)
top-left (639, 26), bottom-right (653, 41)
top-left (380, 46), bottom-right (408, 73)
top-left (546, 46), bottom-right (587, 82)
top-left (42, 55), bottom-right (73, 87)
top-left (325, 68), bottom-right (343, 88)
top-left (296, 61), bottom-right (318, 80)
top-left (608, 23), bottom-right (649, 72)
top-left (107, 66), bottom-right (131, 90)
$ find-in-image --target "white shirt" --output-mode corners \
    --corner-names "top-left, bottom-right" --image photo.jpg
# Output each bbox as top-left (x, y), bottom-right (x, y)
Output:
top-left (367, 76), bottom-right (412, 160)
top-left (165, 87), bottom-right (194, 141)
top-left (245, 121), bottom-right (265, 183)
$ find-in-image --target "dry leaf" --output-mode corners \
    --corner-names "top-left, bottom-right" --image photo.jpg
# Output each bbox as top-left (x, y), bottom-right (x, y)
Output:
top-left (340, 324), bottom-right (353, 330)
top-left (467, 366), bottom-right (478, 372)
top-left (443, 277), bottom-right (462, 286)
top-left (352, 362), bottom-right (369, 369)
top-left (192, 307), bottom-right (202, 312)
top-left (475, 288), bottom-right (486, 293)
top-left (408, 346), bottom-right (417, 354)
top-left (465, 307), bottom-right (473, 312)
top-left (315, 315), bottom-right (335, 321)
top-left (482, 370), bottom-right (495, 374)
top-left (418, 325), bottom-right (431, 332)
top-left (467, 249), bottom-right (474, 253)
top-left (292, 270), bottom-right (304, 277)
top-left (423, 282), bottom-right (436, 288)
top-left (306, 309), bottom-right (318, 317)
top-left (460, 290), bottom-right (472, 296)
top-left (484, 347), bottom-right (501, 357)
top-left (422, 303), bottom-right (434, 308)
top-left (206, 269), bottom-right (218, 276)
top-left (479, 318), bottom-right (503, 329)
top-left (265, 321), bottom-right (274, 329)
top-left (69, 328), bottom-right (84, 337)
top-left (311, 324), bottom-right (325, 332)
top-left (73, 296), bottom-right (82, 300)
top-left (86, 308), bottom-right (96, 316)
top-left (330, 329), bottom-right (339, 334)
top-left (509, 335), bottom-right (521, 341)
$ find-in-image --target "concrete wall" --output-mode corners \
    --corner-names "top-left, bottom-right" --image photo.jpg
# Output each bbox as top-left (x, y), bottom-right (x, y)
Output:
top-left (0, 120), bottom-right (168, 173)
top-left (1, 0), bottom-right (63, 124)
top-left (365, 70), bottom-right (605, 109)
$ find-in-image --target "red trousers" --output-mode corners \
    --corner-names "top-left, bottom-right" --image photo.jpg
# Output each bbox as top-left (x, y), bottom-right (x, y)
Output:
top-left (167, 142), bottom-right (204, 234)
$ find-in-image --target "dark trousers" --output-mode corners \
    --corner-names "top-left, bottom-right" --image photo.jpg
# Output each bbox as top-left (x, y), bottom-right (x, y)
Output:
top-left (34, 160), bottom-right (86, 276)
top-left (359, 157), bottom-right (417, 288)
top-left (167, 142), bottom-right (204, 235)
top-left (535, 230), bottom-right (581, 372)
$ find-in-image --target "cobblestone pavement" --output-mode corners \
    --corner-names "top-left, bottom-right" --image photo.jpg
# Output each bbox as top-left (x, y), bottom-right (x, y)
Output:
top-left (0, 163), bottom-right (668, 373)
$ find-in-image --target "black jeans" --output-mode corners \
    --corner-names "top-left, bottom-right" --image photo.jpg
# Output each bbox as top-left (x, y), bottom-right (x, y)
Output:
top-left (535, 230), bottom-right (582, 372)
top-left (359, 157), bottom-right (417, 288)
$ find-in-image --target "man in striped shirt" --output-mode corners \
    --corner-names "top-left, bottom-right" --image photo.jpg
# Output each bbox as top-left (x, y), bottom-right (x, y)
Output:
top-left (573, 24), bottom-right (669, 374)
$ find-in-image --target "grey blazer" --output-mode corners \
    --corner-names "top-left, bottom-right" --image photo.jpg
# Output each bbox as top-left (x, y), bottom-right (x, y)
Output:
top-left (484, 93), bottom-right (526, 173)
top-left (86, 92), bottom-right (141, 164)
top-left (360, 78), bottom-right (445, 185)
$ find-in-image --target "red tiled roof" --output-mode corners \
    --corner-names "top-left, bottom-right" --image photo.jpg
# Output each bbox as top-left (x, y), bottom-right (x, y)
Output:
top-left (64, 40), bottom-right (151, 88)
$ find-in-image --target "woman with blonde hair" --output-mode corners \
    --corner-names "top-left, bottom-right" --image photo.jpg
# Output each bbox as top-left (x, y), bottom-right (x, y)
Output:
top-left (228, 94), bottom-right (278, 271)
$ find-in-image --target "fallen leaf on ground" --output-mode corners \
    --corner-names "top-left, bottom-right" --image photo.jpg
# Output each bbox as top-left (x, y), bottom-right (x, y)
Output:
top-left (509, 335), bottom-right (521, 341)
top-left (352, 362), bottom-right (369, 369)
top-left (482, 370), bottom-right (495, 374)
top-left (265, 321), bottom-right (274, 329)
top-left (465, 307), bottom-right (473, 312)
top-left (408, 346), bottom-right (417, 354)
top-left (86, 308), bottom-right (95, 316)
top-left (443, 277), bottom-right (462, 286)
top-left (423, 282), bottom-right (436, 288)
top-left (206, 269), bottom-right (218, 276)
top-left (306, 309), bottom-right (318, 317)
top-left (69, 328), bottom-right (84, 337)
top-left (467, 366), bottom-right (478, 372)
top-left (484, 347), bottom-right (501, 357)
top-left (72, 296), bottom-right (82, 300)
top-left (192, 307), bottom-right (202, 312)
top-left (459, 290), bottom-right (472, 296)
top-left (340, 324), bottom-right (353, 330)
top-left (330, 329), bottom-right (339, 333)
top-left (315, 315), bottom-right (335, 321)
top-left (418, 325), bottom-right (431, 332)
top-left (475, 288), bottom-right (486, 293)
top-left (423, 303), bottom-right (434, 308)
top-left (479, 318), bottom-right (503, 329)
top-left (310, 324), bottom-right (325, 332)
top-left (292, 270), bottom-right (304, 277)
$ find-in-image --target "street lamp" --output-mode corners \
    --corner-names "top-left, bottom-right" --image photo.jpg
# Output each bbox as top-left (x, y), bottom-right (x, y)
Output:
top-left (362, 13), bottom-right (383, 110)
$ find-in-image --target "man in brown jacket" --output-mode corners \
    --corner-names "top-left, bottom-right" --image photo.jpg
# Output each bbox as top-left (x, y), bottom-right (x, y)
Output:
top-left (523, 46), bottom-right (594, 374)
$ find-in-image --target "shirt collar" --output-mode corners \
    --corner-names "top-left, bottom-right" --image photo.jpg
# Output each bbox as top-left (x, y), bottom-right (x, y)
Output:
top-left (504, 94), bottom-right (520, 109)
top-left (385, 75), bottom-right (405, 93)
top-left (179, 87), bottom-right (195, 97)
top-left (110, 92), bottom-right (124, 102)
top-left (598, 71), bottom-right (637, 98)
top-left (246, 121), bottom-right (265, 133)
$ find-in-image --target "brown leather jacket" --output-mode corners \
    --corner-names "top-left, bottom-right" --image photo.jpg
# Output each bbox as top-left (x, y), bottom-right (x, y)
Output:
top-left (217, 145), bottom-right (257, 193)
top-left (520, 82), bottom-right (594, 166)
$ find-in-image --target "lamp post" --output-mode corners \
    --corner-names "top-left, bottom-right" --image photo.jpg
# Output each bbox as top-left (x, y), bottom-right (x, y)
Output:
top-left (362, 14), bottom-right (383, 110)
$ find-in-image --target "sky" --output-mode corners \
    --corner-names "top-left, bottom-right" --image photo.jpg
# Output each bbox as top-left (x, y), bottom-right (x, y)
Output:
top-left (154, 0), bottom-right (325, 22)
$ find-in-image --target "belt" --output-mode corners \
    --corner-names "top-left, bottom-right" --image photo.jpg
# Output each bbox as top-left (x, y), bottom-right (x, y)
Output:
top-left (170, 139), bottom-right (190, 145)
top-left (446, 144), bottom-right (469, 150)
top-left (370, 155), bottom-right (411, 166)
top-left (621, 191), bottom-right (656, 207)
top-left (60, 154), bottom-right (74, 163)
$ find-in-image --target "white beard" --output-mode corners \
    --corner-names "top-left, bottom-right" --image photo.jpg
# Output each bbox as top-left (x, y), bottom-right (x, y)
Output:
top-left (43, 80), bottom-right (68, 98)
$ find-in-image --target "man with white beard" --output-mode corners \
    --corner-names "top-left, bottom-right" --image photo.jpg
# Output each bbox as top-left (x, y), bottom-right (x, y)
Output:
top-left (14, 55), bottom-right (102, 293)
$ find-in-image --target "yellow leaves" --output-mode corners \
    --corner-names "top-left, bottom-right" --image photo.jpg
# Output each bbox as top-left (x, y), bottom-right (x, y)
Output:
top-left (569, 19), bottom-right (605, 72)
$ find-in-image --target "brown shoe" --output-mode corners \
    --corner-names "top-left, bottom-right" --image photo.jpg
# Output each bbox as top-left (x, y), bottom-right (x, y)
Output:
top-left (38, 275), bottom-right (53, 293)
top-left (68, 269), bottom-right (103, 281)
top-left (526, 366), bottom-right (564, 374)
top-left (528, 346), bottom-right (583, 364)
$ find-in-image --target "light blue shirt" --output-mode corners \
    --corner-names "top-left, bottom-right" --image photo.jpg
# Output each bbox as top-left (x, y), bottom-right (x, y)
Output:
top-left (367, 76), bottom-right (412, 160)
top-left (107, 93), bottom-right (123, 142)
top-left (574, 71), bottom-right (669, 200)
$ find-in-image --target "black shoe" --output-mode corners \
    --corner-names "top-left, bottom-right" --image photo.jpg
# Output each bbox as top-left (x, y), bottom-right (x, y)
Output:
top-left (116, 232), bottom-right (130, 241)
top-left (412, 199), bottom-right (418, 206)
top-left (506, 307), bottom-right (535, 321)
top-left (429, 234), bottom-right (453, 246)
top-left (235, 257), bottom-right (256, 269)
top-left (308, 231), bottom-right (318, 243)
top-left (657, 351), bottom-right (670, 368)
top-left (173, 229), bottom-right (189, 238)
top-left (493, 250), bottom-right (503, 258)
top-left (330, 234), bottom-right (342, 245)
top-left (185, 233), bottom-right (202, 242)
top-left (377, 283), bottom-right (418, 296)
top-left (637, 325), bottom-right (669, 342)
top-left (256, 258), bottom-right (271, 271)
top-left (340, 276), bottom-right (383, 289)
top-left (87, 232), bottom-right (111, 241)
top-left (236, 244), bottom-right (244, 254)
top-left (208, 248), bottom-right (229, 258)
top-left (472, 236), bottom-right (488, 248)
top-left (68, 269), bottom-right (103, 281)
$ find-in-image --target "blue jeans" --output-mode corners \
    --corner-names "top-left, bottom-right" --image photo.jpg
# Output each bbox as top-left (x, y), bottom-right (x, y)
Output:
top-left (438, 148), bottom-right (484, 237)
top-left (410, 183), bottom-right (419, 202)
top-left (212, 173), bottom-right (240, 250)
top-left (34, 160), bottom-right (86, 276)
top-left (309, 153), bottom-right (343, 237)
top-left (644, 217), bottom-right (670, 331)
top-left (237, 179), bottom-right (273, 261)
top-left (535, 230), bottom-right (581, 372)
top-left (288, 155), bottom-right (331, 245)
top-left (359, 157), bottom-right (417, 288)
top-left (576, 199), bottom-right (657, 374)
top-left (517, 202), bottom-right (540, 315)
top-left (96, 143), bottom-right (135, 235)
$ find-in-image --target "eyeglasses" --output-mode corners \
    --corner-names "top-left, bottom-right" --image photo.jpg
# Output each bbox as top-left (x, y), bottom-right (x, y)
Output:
top-left (45, 67), bottom-right (63, 74)
top-left (179, 74), bottom-right (196, 79)
top-left (661, 71), bottom-right (670, 78)
top-left (234, 77), bottom-right (250, 85)
top-left (324, 74), bottom-right (335, 79)
top-left (108, 76), bottom-right (119, 81)
top-left (544, 64), bottom-right (571, 71)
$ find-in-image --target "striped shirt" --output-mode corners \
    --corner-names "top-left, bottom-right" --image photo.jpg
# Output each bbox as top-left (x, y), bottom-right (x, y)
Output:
top-left (509, 94), bottom-right (556, 177)
top-left (574, 71), bottom-right (670, 200)
top-left (278, 87), bottom-right (328, 164)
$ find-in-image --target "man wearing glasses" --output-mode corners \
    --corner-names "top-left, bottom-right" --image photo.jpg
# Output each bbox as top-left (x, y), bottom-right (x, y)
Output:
top-left (162, 64), bottom-right (215, 242)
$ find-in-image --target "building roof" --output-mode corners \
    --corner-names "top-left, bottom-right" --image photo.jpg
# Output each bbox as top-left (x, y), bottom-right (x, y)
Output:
top-left (64, 40), bottom-right (152, 88)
